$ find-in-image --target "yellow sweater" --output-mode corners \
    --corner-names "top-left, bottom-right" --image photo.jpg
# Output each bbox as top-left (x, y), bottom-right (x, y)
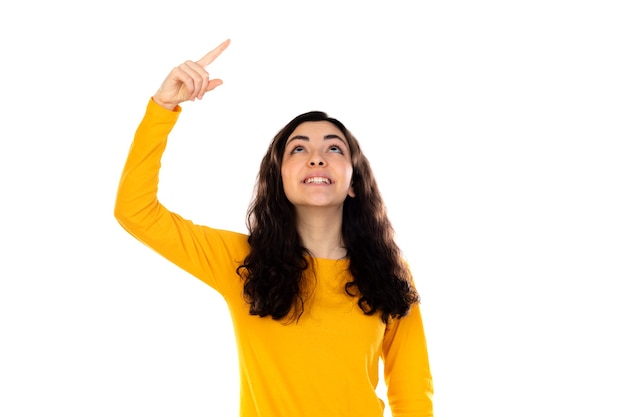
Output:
top-left (114, 99), bottom-right (434, 417)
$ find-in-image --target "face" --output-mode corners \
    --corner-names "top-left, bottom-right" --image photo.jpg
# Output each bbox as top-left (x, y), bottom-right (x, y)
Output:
top-left (281, 121), bottom-right (355, 210)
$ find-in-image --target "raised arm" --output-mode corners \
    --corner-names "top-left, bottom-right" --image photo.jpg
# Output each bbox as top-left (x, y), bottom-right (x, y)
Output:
top-left (114, 40), bottom-right (248, 294)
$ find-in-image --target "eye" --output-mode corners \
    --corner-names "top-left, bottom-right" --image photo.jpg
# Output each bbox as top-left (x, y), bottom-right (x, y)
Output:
top-left (290, 145), bottom-right (305, 154)
top-left (328, 145), bottom-right (344, 154)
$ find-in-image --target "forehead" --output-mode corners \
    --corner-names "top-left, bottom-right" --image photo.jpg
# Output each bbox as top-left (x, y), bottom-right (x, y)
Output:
top-left (289, 121), bottom-right (344, 138)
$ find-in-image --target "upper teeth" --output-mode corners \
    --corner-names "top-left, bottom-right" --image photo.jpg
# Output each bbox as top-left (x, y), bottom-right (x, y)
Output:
top-left (305, 177), bottom-right (330, 184)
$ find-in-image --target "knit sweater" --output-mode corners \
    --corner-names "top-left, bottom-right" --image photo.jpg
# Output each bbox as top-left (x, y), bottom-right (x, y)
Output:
top-left (114, 98), bottom-right (434, 417)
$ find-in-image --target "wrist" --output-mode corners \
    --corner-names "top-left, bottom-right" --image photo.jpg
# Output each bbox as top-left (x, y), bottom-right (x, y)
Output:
top-left (152, 91), bottom-right (177, 111)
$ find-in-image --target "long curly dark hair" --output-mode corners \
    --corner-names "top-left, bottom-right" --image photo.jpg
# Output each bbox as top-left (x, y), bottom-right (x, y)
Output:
top-left (236, 111), bottom-right (419, 323)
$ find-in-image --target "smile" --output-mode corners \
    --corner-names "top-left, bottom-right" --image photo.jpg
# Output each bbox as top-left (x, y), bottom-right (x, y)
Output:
top-left (304, 177), bottom-right (331, 184)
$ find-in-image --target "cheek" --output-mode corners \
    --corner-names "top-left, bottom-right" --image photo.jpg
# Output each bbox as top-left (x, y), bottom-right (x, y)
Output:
top-left (346, 166), bottom-right (354, 183)
top-left (280, 163), bottom-right (293, 184)
top-left (280, 164), bottom-right (296, 197)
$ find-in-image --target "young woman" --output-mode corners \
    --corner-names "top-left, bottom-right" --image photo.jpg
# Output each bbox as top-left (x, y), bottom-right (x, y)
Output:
top-left (114, 39), bottom-right (433, 417)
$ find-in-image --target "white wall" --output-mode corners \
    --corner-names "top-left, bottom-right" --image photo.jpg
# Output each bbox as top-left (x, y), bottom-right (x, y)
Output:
top-left (1, 1), bottom-right (624, 416)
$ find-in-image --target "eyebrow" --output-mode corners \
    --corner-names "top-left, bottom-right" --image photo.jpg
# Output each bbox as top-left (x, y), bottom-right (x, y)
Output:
top-left (287, 134), bottom-right (347, 145)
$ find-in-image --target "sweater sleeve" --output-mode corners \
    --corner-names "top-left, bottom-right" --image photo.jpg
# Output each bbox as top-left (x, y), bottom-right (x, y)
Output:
top-left (382, 302), bottom-right (434, 417)
top-left (114, 98), bottom-right (249, 296)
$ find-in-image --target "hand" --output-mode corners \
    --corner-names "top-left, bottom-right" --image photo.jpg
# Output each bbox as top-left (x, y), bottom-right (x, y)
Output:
top-left (153, 39), bottom-right (230, 110)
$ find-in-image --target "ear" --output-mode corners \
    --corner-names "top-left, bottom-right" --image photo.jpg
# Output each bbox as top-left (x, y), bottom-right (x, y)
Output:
top-left (348, 183), bottom-right (356, 198)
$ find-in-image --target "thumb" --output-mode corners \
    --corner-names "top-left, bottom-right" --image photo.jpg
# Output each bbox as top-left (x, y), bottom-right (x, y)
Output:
top-left (205, 78), bottom-right (224, 92)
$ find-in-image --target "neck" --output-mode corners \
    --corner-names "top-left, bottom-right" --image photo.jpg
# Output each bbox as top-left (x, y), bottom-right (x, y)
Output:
top-left (295, 206), bottom-right (346, 260)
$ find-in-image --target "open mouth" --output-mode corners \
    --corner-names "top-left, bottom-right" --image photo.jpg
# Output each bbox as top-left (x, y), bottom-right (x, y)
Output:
top-left (304, 177), bottom-right (331, 184)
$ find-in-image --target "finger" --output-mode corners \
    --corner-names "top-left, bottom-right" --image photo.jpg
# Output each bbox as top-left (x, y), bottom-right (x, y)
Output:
top-left (182, 60), bottom-right (210, 98)
top-left (196, 38), bottom-right (231, 68)
top-left (170, 66), bottom-right (197, 99)
top-left (205, 78), bottom-right (223, 92)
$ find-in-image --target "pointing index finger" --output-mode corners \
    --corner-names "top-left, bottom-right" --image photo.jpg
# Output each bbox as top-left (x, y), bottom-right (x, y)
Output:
top-left (197, 39), bottom-right (231, 67)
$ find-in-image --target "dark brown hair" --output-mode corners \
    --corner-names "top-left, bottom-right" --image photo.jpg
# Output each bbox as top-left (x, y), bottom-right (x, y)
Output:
top-left (237, 111), bottom-right (419, 323)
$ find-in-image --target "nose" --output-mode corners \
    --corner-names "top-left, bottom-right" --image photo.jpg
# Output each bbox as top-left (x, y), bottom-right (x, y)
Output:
top-left (308, 151), bottom-right (326, 166)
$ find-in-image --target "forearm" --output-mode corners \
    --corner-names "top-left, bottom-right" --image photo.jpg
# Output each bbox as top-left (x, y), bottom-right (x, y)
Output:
top-left (114, 98), bottom-right (180, 234)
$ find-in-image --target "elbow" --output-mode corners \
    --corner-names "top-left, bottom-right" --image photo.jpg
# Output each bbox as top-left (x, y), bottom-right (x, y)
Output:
top-left (113, 198), bottom-right (134, 230)
top-left (113, 201), bottom-right (143, 241)
top-left (113, 199), bottom-right (126, 224)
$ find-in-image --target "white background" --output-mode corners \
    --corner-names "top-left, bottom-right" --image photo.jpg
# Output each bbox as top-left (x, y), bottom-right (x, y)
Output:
top-left (1, 1), bottom-right (625, 416)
